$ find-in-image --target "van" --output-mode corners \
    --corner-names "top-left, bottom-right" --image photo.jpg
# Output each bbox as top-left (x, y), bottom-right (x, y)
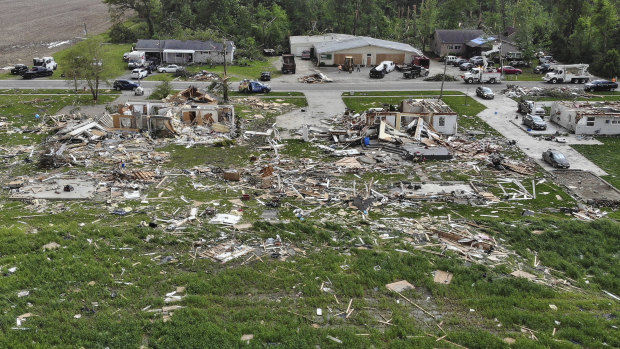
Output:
top-left (444, 55), bottom-right (457, 64)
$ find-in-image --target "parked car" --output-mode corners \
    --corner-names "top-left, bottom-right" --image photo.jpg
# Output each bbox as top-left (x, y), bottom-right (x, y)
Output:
top-left (11, 64), bottom-right (28, 75)
top-left (113, 79), bottom-right (140, 91)
top-left (452, 58), bottom-right (468, 67)
top-left (475, 86), bottom-right (495, 99)
top-left (459, 62), bottom-right (474, 71)
top-left (469, 56), bottom-right (483, 63)
top-left (533, 63), bottom-right (554, 74)
top-left (543, 149), bottom-right (570, 169)
top-left (523, 114), bottom-right (547, 130)
top-left (470, 58), bottom-right (484, 66)
top-left (509, 60), bottom-right (531, 68)
top-left (157, 64), bottom-right (180, 73)
top-left (22, 66), bottom-right (53, 79)
top-left (238, 79), bottom-right (271, 93)
top-left (301, 50), bottom-right (311, 60)
top-left (498, 66), bottom-right (522, 74)
top-left (442, 55), bottom-right (458, 64)
top-left (131, 68), bottom-right (148, 79)
top-left (539, 55), bottom-right (555, 64)
top-left (260, 71), bottom-right (271, 81)
top-left (584, 80), bottom-right (618, 92)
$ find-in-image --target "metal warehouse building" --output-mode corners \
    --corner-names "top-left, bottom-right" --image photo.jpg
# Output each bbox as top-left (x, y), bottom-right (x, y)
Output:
top-left (289, 34), bottom-right (354, 57)
top-left (289, 34), bottom-right (422, 66)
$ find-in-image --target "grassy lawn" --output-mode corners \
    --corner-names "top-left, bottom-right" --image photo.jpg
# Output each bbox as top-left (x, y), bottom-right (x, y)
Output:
top-left (53, 33), bottom-right (132, 81)
top-left (145, 58), bottom-right (282, 83)
top-left (572, 137), bottom-right (620, 189)
top-left (342, 91), bottom-right (465, 96)
top-left (0, 72), bottom-right (22, 80)
top-left (0, 88), bottom-right (120, 95)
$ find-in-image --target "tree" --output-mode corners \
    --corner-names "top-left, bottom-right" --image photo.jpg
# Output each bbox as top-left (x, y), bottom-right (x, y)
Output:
top-left (591, 0), bottom-right (619, 53)
top-left (103, 0), bottom-right (163, 37)
top-left (64, 37), bottom-right (107, 102)
top-left (417, 0), bottom-right (439, 52)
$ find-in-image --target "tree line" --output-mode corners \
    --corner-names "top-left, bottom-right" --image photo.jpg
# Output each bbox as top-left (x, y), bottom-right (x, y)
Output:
top-left (104, 0), bottom-right (619, 78)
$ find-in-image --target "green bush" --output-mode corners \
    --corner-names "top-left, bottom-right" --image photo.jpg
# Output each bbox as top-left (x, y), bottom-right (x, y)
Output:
top-left (149, 80), bottom-right (173, 100)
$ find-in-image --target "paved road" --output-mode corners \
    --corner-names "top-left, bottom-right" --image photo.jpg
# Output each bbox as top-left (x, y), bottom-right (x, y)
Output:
top-left (0, 78), bottom-right (546, 93)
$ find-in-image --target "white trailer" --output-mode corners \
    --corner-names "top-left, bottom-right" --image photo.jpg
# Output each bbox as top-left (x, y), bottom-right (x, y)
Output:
top-left (542, 64), bottom-right (590, 84)
top-left (461, 68), bottom-right (501, 84)
top-left (127, 51), bottom-right (146, 69)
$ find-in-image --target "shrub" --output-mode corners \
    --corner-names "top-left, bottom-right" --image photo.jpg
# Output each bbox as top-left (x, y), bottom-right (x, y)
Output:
top-left (149, 80), bottom-right (173, 100)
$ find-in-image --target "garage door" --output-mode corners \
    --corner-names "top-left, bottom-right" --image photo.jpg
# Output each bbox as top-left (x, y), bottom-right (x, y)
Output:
top-left (376, 53), bottom-right (405, 65)
top-left (334, 54), bottom-right (363, 65)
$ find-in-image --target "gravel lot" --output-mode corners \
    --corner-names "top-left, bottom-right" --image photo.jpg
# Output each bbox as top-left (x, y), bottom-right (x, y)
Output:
top-left (0, 0), bottom-right (110, 66)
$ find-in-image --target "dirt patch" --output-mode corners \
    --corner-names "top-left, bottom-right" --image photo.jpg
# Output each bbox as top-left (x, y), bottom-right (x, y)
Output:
top-left (0, 0), bottom-right (111, 66)
top-left (552, 169), bottom-right (620, 204)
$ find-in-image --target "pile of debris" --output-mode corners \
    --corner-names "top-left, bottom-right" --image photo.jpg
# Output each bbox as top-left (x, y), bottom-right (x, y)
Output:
top-left (502, 84), bottom-right (587, 99)
top-left (298, 72), bottom-right (333, 83)
top-left (189, 70), bottom-right (220, 81)
top-left (238, 97), bottom-right (291, 114)
top-left (193, 235), bottom-right (298, 264)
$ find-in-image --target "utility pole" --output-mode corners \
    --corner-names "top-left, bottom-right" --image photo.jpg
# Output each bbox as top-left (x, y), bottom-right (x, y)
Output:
top-left (439, 58), bottom-right (447, 100)
top-left (222, 39), bottom-right (229, 102)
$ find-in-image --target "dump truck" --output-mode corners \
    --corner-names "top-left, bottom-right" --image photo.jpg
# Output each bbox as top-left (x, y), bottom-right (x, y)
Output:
top-left (461, 67), bottom-right (501, 84)
top-left (542, 64), bottom-right (590, 84)
top-left (343, 56), bottom-right (355, 72)
top-left (412, 55), bottom-right (430, 69)
top-left (281, 54), bottom-right (296, 74)
top-left (402, 65), bottom-right (429, 79)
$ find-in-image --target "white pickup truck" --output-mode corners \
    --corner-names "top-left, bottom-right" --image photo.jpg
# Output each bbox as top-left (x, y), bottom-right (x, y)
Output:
top-left (369, 61), bottom-right (395, 78)
top-left (33, 57), bottom-right (57, 71)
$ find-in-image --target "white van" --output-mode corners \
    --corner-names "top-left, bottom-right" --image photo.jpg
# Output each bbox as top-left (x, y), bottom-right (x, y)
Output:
top-left (444, 55), bottom-right (458, 64)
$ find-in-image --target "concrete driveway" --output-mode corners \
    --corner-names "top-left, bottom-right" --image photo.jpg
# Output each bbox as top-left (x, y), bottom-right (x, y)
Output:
top-left (475, 94), bottom-right (606, 175)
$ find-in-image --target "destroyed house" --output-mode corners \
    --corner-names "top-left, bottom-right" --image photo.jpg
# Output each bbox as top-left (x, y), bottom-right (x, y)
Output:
top-left (400, 99), bottom-right (458, 135)
top-left (116, 102), bottom-right (235, 135)
top-left (550, 101), bottom-right (620, 135)
top-left (135, 39), bottom-right (235, 64)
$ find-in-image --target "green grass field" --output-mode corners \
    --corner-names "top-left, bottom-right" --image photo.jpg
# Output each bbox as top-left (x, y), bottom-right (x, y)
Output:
top-left (53, 34), bottom-right (132, 81)
top-left (572, 137), bottom-right (620, 190)
top-left (145, 58), bottom-right (282, 82)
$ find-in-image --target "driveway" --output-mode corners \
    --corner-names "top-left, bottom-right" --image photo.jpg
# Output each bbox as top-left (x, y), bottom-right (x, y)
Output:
top-left (276, 90), bottom-right (345, 138)
top-left (475, 94), bottom-right (606, 175)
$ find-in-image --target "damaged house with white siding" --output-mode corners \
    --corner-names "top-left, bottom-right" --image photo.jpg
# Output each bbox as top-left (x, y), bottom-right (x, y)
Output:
top-left (135, 39), bottom-right (235, 65)
top-left (550, 101), bottom-right (620, 135)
